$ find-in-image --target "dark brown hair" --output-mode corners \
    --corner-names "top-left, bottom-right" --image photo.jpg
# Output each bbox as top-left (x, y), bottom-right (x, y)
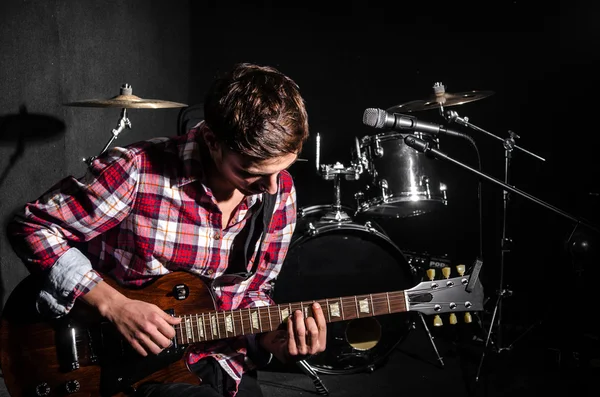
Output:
top-left (203, 63), bottom-right (309, 159)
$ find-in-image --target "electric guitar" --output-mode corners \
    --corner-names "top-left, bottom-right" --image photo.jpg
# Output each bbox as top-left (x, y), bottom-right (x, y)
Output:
top-left (0, 270), bottom-right (484, 397)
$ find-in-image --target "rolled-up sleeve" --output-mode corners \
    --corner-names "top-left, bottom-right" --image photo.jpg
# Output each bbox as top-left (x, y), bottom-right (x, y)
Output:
top-left (7, 147), bottom-right (140, 316)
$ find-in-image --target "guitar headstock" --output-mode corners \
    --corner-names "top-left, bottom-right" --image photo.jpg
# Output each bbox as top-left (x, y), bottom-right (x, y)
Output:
top-left (405, 263), bottom-right (485, 326)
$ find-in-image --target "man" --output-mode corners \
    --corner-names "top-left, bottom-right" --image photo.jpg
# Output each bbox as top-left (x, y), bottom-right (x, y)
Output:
top-left (8, 63), bottom-right (326, 397)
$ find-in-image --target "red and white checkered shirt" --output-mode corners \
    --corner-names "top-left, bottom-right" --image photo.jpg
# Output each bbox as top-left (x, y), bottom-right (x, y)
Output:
top-left (8, 126), bottom-right (297, 396)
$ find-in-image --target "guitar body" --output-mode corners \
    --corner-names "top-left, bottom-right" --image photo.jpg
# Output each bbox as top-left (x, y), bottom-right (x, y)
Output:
top-left (0, 272), bottom-right (216, 397)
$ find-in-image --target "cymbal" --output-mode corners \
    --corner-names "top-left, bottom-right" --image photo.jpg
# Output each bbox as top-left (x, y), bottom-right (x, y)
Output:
top-left (64, 84), bottom-right (187, 109)
top-left (387, 90), bottom-right (494, 113)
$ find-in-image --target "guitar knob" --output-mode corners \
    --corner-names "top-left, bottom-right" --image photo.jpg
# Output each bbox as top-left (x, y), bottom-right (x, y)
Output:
top-left (464, 312), bottom-right (472, 323)
top-left (433, 315), bottom-right (443, 327)
top-left (449, 313), bottom-right (457, 325)
top-left (456, 264), bottom-right (465, 276)
top-left (65, 380), bottom-right (80, 394)
top-left (35, 383), bottom-right (50, 396)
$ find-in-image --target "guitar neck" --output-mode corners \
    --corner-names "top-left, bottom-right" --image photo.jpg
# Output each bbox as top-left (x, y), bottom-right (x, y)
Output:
top-left (174, 291), bottom-right (407, 345)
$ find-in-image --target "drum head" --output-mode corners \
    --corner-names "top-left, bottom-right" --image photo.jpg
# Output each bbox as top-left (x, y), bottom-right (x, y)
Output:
top-left (273, 219), bottom-right (417, 374)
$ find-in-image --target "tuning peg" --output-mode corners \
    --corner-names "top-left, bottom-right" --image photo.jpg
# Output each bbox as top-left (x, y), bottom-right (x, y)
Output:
top-left (441, 266), bottom-right (451, 279)
top-left (427, 269), bottom-right (436, 281)
top-left (433, 315), bottom-right (443, 327)
top-left (464, 312), bottom-right (472, 323)
top-left (449, 313), bottom-right (457, 325)
top-left (456, 264), bottom-right (465, 276)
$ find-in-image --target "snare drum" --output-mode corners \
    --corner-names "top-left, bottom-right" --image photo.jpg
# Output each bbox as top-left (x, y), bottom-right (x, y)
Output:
top-left (355, 132), bottom-right (448, 218)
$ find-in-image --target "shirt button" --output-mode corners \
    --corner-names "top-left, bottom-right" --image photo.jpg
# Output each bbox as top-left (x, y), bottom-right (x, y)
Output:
top-left (207, 269), bottom-right (214, 275)
top-left (213, 232), bottom-right (221, 240)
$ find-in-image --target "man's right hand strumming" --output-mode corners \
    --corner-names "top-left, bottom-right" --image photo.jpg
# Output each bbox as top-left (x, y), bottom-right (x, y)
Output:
top-left (82, 281), bottom-right (181, 356)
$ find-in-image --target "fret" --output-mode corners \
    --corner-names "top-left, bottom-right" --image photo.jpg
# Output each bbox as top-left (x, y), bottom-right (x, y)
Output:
top-left (231, 310), bottom-right (236, 336)
top-left (280, 306), bottom-right (290, 324)
top-left (239, 310), bottom-right (244, 336)
top-left (210, 313), bottom-right (219, 339)
top-left (177, 316), bottom-right (184, 344)
top-left (300, 302), bottom-right (304, 319)
top-left (201, 313), bottom-right (208, 341)
top-left (256, 308), bottom-right (263, 332)
top-left (340, 297), bottom-right (345, 320)
top-left (369, 294), bottom-right (375, 316)
top-left (325, 299), bottom-right (331, 322)
top-left (183, 315), bottom-right (193, 343)
top-left (354, 296), bottom-right (360, 318)
top-left (225, 311), bottom-right (233, 335)
top-left (276, 305), bottom-right (283, 324)
top-left (267, 305), bottom-right (273, 332)
top-left (195, 314), bottom-right (204, 341)
top-left (386, 292), bottom-right (391, 314)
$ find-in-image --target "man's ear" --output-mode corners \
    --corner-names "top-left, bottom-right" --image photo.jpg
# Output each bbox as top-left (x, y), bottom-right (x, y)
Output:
top-left (202, 126), bottom-right (220, 152)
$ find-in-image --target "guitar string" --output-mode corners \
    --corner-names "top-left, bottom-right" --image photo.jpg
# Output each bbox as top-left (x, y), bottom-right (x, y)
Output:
top-left (170, 288), bottom-right (469, 342)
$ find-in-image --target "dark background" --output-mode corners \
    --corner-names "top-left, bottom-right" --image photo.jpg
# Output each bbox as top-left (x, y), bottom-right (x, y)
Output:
top-left (0, 0), bottom-right (599, 389)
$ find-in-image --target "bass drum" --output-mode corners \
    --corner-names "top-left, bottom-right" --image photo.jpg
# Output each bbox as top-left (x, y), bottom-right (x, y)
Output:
top-left (272, 205), bottom-right (418, 374)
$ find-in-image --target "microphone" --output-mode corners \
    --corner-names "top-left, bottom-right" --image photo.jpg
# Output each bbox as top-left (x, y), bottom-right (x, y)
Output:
top-left (403, 135), bottom-right (430, 153)
top-left (363, 108), bottom-right (466, 138)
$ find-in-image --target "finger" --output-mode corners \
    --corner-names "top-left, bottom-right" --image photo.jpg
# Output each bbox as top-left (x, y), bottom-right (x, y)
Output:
top-left (304, 317), bottom-right (320, 355)
top-left (128, 338), bottom-right (148, 357)
top-left (287, 310), bottom-right (298, 357)
top-left (147, 325), bottom-right (175, 349)
top-left (163, 311), bottom-right (182, 324)
top-left (293, 310), bottom-right (308, 356)
top-left (313, 302), bottom-right (328, 351)
top-left (134, 331), bottom-right (163, 356)
top-left (156, 316), bottom-right (178, 340)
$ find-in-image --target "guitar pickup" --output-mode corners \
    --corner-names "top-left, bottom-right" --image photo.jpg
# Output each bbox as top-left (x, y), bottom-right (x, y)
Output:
top-left (55, 320), bottom-right (80, 372)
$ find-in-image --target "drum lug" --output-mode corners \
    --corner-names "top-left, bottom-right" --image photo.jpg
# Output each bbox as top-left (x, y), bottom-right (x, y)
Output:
top-left (422, 176), bottom-right (432, 199)
top-left (379, 179), bottom-right (390, 200)
top-left (374, 138), bottom-right (384, 158)
top-left (364, 221), bottom-right (377, 234)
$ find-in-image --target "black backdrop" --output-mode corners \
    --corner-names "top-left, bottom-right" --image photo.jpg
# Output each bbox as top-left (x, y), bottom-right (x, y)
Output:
top-left (0, 0), bottom-right (598, 348)
top-left (190, 1), bottom-right (600, 335)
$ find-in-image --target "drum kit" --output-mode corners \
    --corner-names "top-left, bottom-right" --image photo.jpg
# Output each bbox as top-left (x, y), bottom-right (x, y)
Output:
top-left (272, 83), bottom-right (498, 384)
top-left (64, 82), bottom-right (600, 392)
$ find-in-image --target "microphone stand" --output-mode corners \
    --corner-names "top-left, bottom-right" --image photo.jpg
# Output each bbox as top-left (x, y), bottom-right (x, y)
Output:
top-left (402, 134), bottom-right (600, 381)
top-left (444, 111), bottom-right (548, 374)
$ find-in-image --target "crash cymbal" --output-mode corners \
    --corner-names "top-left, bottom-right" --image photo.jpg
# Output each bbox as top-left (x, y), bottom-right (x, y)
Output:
top-left (388, 90), bottom-right (494, 113)
top-left (64, 84), bottom-right (187, 109)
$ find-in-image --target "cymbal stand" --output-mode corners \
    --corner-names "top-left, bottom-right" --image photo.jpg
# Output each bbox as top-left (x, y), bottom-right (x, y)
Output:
top-left (82, 108), bottom-right (132, 166)
top-left (82, 85), bottom-right (134, 166)
top-left (444, 110), bottom-right (545, 381)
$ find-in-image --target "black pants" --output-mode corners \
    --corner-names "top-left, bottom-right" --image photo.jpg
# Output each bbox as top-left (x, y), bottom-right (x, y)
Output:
top-left (135, 358), bottom-right (264, 397)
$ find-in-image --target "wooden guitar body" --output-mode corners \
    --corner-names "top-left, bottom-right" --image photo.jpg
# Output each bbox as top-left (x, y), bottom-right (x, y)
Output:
top-left (0, 272), bottom-right (215, 397)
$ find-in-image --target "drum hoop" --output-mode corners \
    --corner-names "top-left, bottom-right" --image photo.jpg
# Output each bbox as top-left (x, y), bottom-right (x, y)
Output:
top-left (360, 131), bottom-right (405, 146)
top-left (357, 193), bottom-right (447, 210)
top-left (360, 131), bottom-right (440, 147)
top-left (290, 220), bottom-right (406, 262)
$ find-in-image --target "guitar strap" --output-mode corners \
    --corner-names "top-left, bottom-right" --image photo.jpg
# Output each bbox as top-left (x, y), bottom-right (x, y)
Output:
top-left (212, 191), bottom-right (277, 287)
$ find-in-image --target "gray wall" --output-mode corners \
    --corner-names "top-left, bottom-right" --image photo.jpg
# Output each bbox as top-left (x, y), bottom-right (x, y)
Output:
top-left (0, 0), bottom-right (191, 314)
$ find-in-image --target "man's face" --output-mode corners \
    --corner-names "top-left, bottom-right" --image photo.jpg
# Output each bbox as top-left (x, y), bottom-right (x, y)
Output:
top-left (216, 146), bottom-right (298, 196)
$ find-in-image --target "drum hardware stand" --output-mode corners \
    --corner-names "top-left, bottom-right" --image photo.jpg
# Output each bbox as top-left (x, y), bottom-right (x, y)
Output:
top-left (82, 107), bottom-right (132, 166)
top-left (314, 133), bottom-right (361, 223)
top-left (444, 110), bottom-right (546, 380)
top-left (401, 132), bottom-right (600, 382)
top-left (296, 360), bottom-right (330, 395)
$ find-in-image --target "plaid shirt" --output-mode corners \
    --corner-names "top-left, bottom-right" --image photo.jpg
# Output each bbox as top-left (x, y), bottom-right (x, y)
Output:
top-left (8, 126), bottom-right (297, 396)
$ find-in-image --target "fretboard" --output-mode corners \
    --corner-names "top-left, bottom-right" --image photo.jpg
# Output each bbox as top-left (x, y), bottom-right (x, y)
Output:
top-left (173, 291), bottom-right (407, 345)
